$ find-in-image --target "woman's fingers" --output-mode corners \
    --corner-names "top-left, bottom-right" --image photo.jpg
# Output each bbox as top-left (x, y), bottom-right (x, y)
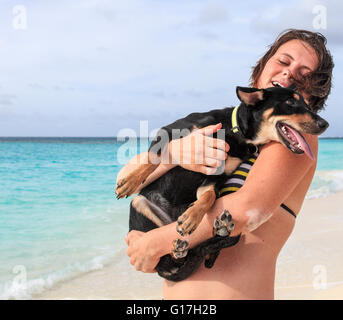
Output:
top-left (198, 123), bottom-right (223, 136)
top-left (205, 136), bottom-right (230, 153)
top-left (125, 230), bottom-right (159, 273)
top-left (204, 145), bottom-right (228, 162)
top-left (169, 123), bottom-right (230, 174)
top-left (125, 230), bottom-right (143, 247)
top-left (195, 165), bottom-right (220, 175)
top-left (198, 124), bottom-right (230, 152)
top-left (198, 124), bottom-right (229, 149)
top-left (203, 157), bottom-right (223, 168)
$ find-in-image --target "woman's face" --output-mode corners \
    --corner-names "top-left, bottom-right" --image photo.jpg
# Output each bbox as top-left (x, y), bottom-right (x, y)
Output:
top-left (257, 39), bottom-right (318, 98)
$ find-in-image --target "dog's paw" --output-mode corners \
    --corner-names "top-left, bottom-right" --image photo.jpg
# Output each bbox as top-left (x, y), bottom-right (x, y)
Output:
top-left (171, 239), bottom-right (189, 259)
top-left (115, 176), bottom-right (137, 199)
top-left (115, 163), bottom-right (159, 199)
top-left (213, 209), bottom-right (235, 237)
top-left (176, 208), bottom-right (201, 236)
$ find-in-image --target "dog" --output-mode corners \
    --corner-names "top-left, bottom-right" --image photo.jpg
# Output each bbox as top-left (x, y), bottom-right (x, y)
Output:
top-left (115, 86), bottom-right (329, 281)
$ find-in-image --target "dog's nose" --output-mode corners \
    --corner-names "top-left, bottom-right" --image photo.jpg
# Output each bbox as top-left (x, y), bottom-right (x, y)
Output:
top-left (317, 118), bottom-right (329, 131)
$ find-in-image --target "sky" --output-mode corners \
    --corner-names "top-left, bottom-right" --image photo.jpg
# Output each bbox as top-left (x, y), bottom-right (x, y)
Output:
top-left (0, 0), bottom-right (342, 137)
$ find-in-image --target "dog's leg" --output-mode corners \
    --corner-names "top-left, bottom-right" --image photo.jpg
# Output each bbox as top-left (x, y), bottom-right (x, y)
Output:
top-left (176, 183), bottom-right (216, 236)
top-left (115, 152), bottom-right (160, 199)
top-left (116, 125), bottom-right (174, 199)
top-left (131, 195), bottom-right (173, 227)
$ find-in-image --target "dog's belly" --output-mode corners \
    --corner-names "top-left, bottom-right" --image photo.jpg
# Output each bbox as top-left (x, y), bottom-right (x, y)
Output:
top-left (129, 201), bottom-right (160, 232)
top-left (140, 167), bottom-right (207, 221)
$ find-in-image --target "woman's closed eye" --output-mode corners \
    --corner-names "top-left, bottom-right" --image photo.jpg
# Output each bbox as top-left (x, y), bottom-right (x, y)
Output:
top-left (279, 59), bottom-right (289, 66)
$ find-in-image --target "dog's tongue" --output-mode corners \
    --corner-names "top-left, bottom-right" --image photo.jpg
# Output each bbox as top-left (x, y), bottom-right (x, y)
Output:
top-left (286, 125), bottom-right (314, 160)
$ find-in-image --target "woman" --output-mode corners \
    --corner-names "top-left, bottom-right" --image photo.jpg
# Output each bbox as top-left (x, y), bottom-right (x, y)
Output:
top-left (119, 29), bottom-right (334, 299)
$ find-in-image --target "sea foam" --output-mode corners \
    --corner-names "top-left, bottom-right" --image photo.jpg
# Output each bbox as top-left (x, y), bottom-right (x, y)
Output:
top-left (306, 170), bottom-right (343, 199)
top-left (0, 251), bottom-right (119, 300)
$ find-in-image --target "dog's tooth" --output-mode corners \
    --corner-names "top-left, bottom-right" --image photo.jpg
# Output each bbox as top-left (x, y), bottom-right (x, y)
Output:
top-left (273, 81), bottom-right (284, 88)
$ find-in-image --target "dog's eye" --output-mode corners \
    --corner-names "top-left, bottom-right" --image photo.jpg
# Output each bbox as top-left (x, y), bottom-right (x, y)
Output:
top-left (285, 99), bottom-right (295, 106)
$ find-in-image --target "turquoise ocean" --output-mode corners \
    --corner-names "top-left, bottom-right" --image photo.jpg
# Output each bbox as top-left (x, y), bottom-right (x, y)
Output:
top-left (0, 137), bottom-right (342, 299)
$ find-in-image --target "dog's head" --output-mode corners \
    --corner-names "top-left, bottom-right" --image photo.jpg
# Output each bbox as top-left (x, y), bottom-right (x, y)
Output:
top-left (236, 86), bottom-right (329, 160)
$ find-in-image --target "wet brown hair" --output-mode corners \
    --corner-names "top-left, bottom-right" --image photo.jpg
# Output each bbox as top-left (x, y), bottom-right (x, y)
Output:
top-left (250, 29), bottom-right (334, 113)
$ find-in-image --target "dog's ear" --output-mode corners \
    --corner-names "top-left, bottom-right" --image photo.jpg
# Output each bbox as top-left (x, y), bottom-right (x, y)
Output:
top-left (236, 87), bottom-right (264, 106)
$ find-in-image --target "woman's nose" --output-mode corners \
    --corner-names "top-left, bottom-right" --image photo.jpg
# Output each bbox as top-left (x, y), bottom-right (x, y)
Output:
top-left (283, 69), bottom-right (290, 77)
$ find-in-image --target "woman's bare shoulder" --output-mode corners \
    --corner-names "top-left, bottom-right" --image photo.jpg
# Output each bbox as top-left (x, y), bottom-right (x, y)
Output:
top-left (227, 135), bottom-right (319, 214)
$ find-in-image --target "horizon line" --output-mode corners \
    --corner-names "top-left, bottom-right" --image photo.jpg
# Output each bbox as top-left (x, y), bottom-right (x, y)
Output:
top-left (0, 136), bottom-right (342, 139)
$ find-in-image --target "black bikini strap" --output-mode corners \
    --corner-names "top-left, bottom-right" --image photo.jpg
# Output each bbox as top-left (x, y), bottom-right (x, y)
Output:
top-left (280, 203), bottom-right (297, 218)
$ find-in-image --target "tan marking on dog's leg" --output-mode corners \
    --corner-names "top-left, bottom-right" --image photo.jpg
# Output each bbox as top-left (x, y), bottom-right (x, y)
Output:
top-left (196, 183), bottom-right (216, 199)
top-left (177, 185), bottom-right (216, 236)
top-left (131, 195), bottom-right (165, 227)
top-left (223, 156), bottom-right (243, 175)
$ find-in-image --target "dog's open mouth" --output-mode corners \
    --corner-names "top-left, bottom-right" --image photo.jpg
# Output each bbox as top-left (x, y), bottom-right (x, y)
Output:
top-left (276, 122), bottom-right (314, 160)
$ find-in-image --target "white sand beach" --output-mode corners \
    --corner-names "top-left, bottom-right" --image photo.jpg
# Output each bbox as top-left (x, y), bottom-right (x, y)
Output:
top-left (274, 190), bottom-right (343, 300)
top-left (34, 191), bottom-right (343, 300)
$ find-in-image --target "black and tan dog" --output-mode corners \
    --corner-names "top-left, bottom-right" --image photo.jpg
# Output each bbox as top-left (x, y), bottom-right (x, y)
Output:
top-left (115, 86), bottom-right (328, 281)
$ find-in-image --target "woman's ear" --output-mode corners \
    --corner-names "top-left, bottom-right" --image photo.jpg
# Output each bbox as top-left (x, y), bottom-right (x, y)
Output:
top-left (236, 87), bottom-right (265, 106)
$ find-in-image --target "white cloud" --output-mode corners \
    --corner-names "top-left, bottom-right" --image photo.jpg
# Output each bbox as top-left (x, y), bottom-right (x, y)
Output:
top-left (197, 3), bottom-right (229, 24)
top-left (250, 0), bottom-right (343, 46)
top-left (0, 0), bottom-right (341, 136)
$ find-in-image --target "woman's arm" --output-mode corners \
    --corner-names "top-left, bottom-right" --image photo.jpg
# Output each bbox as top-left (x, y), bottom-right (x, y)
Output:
top-left (205, 134), bottom-right (318, 235)
top-left (116, 124), bottom-right (229, 194)
top-left (125, 134), bottom-right (318, 272)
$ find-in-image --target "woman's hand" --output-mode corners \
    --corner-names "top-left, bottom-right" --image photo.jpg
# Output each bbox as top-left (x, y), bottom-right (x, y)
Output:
top-left (125, 230), bottom-right (164, 273)
top-left (167, 123), bottom-right (230, 175)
